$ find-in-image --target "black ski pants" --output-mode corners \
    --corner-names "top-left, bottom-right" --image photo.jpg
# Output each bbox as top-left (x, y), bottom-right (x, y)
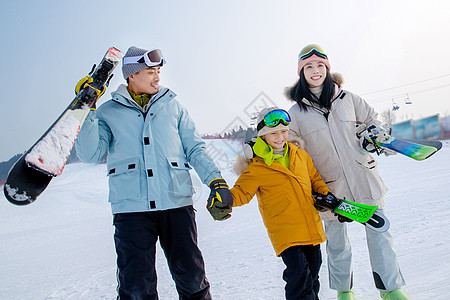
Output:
top-left (113, 205), bottom-right (212, 300)
top-left (280, 244), bottom-right (322, 300)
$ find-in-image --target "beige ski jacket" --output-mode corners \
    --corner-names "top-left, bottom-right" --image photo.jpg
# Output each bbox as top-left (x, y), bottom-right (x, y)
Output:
top-left (287, 86), bottom-right (387, 220)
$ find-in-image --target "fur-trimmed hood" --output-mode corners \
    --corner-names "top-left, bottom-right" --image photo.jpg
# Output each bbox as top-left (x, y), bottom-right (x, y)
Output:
top-left (330, 72), bottom-right (344, 87)
top-left (233, 154), bottom-right (251, 176)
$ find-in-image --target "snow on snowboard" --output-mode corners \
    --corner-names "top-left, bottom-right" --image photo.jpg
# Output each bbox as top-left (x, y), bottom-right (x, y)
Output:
top-left (3, 47), bottom-right (123, 205)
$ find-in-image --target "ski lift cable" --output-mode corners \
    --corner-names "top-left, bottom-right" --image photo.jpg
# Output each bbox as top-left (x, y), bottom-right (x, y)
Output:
top-left (361, 73), bottom-right (450, 96)
top-left (367, 82), bottom-right (450, 104)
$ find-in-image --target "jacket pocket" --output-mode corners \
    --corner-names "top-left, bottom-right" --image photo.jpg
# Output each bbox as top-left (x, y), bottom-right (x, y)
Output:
top-left (335, 102), bottom-right (357, 122)
top-left (107, 158), bottom-right (141, 202)
top-left (266, 196), bottom-right (291, 218)
top-left (354, 156), bottom-right (386, 200)
top-left (166, 157), bottom-right (194, 197)
top-left (355, 156), bottom-right (378, 169)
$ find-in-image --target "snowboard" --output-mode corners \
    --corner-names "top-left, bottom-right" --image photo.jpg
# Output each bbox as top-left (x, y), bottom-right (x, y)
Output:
top-left (314, 194), bottom-right (390, 232)
top-left (375, 137), bottom-right (441, 161)
top-left (3, 47), bottom-right (123, 205)
top-left (402, 139), bottom-right (443, 151)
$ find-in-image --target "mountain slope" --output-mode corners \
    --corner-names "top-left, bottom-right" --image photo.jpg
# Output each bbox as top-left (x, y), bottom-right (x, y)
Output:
top-left (1, 140), bottom-right (449, 299)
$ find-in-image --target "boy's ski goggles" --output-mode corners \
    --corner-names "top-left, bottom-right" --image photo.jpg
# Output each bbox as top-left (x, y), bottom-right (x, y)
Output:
top-left (257, 109), bottom-right (291, 131)
top-left (123, 49), bottom-right (166, 67)
top-left (298, 44), bottom-right (328, 61)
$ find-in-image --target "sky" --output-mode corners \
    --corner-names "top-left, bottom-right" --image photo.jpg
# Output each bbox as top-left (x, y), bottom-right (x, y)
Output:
top-left (1, 0), bottom-right (450, 161)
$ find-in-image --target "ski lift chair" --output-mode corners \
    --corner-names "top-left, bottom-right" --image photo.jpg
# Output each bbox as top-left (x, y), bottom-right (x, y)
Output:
top-left (392, 99), bottom-right (400, 111)
top-left (404, 93), bottom-right (413, 105)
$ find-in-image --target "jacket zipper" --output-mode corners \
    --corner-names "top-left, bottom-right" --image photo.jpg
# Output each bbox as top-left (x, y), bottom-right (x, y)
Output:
top-left (305, 90), bottom-right (356, 200)
top-left (112, 89), bottom-right (170, 117)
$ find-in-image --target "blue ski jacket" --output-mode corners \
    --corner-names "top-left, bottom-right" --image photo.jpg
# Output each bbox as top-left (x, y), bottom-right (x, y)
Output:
top-left (75, 84), bottom-right (221, 214)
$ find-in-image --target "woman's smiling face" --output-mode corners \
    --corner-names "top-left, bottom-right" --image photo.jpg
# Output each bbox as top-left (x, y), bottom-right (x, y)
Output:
top-left (303, 61), bottom-right (327, 88)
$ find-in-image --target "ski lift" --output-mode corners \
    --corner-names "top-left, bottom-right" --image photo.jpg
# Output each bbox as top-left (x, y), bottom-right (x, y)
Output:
top-left (404, 93), bottom-right (413, 105)
top-left (392, 99), bottom-right (400, 111)
top-left (250, 115), bottom-right (257, 126)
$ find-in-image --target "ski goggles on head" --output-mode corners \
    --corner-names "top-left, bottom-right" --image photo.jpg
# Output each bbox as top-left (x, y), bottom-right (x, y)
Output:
top-left (123, 49), bottom-right (166, 67)
top-left (257, 109), bottom-right (291, 131)
top-left (298, 44), bottom-right (328, 61)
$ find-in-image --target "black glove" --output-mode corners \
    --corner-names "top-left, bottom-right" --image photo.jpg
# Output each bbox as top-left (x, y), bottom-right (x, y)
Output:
top-left (313, 192), bottom-right (354, 223)
top-left (207, 178), bottom-right (234, 221)
top-left (336, 214), bottom-right (354, 223)
top-left (313, 192), bottom-right (340, 211)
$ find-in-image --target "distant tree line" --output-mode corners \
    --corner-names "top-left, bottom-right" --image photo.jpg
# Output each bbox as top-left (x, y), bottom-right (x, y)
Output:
top-left (202, 126), bottom-right (256, 142)
top-left (0, 153), bottom-right (23, 183)
top-left (1, 126), bottom-right (256, 183)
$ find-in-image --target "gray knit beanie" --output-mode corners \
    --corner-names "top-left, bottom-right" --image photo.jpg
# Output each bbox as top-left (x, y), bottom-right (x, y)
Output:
top-left (257, 107), bottom-right (289, 137)
top-left (122, 46), bottom-right (165, 79)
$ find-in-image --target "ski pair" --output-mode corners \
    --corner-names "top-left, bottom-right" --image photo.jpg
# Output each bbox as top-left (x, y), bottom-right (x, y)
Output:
top-left (3, 47), bottom-right (123, 205)
top-left (313, 193), bottom-right (389, 232)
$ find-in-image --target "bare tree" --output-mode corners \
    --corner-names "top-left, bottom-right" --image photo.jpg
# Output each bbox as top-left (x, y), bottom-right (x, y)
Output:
top-left (380, 108), bottom-right (397, 126)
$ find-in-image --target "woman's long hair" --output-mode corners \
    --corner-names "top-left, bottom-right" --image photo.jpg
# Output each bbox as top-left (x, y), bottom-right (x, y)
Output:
top-left (287, 68), bottom-right (335, 111)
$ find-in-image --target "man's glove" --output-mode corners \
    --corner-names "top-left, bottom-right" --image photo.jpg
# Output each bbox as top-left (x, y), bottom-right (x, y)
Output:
top-left (207, 178), bottom-right (234, 221)
top-left (75, 76), bottom-right (106, 109)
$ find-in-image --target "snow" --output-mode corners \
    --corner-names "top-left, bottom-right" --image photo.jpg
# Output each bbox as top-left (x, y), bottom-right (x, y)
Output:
top-left (1, 139), bottom-right (450, 299)
top-left (4, 183), bottom-right (30, 201)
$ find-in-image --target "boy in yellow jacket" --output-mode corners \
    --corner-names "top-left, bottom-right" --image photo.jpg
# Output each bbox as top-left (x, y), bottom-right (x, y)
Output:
top-left (230, 107), bottom-right (336, 299)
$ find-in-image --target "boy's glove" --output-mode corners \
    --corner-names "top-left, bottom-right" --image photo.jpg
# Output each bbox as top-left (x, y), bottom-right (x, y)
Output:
top-left (313, 192), bottom-right (353, 223)
top-left (207, 178), bottom-right (234, 221)
top-left (313, 192), bottom-right (340, 211)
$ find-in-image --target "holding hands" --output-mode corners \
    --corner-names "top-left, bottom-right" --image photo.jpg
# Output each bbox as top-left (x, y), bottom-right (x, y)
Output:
top-left (207, 178), bottom-right (234, 221)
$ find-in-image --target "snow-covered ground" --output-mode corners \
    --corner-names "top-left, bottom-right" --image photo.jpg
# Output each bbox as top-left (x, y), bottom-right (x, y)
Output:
top-left (1, 139), bottom-right (449, 300)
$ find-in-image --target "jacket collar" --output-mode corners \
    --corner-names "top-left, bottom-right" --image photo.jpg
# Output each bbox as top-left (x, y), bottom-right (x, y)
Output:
top-left (252, 144), bottom-right (315, 189)
top-left (253, 143), bottom-right (316, 186)
top-left (301, 83), bottom-right (343, 111)
top-left (252, 143), bottom-right (296, 176)
top-left (252, 137), bottom-right (288, 166)
top-left (111, 84), bottom-right (175, 111)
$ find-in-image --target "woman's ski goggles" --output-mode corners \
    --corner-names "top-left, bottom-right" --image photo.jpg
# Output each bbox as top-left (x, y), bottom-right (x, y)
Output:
top-left (298, 44), bottom-right (328, 61)
top-left (123, 49), bottom-right (166, 67)
top-left (257, 109), bottom-right (291, 131)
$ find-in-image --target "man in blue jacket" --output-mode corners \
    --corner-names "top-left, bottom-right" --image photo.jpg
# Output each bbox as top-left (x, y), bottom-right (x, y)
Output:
top-left (75, 46), bottom-right (233, 299)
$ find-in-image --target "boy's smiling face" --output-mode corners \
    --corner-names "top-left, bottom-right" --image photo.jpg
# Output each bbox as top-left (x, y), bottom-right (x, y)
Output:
top-left (262, 129), bottom-right (289, 149)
